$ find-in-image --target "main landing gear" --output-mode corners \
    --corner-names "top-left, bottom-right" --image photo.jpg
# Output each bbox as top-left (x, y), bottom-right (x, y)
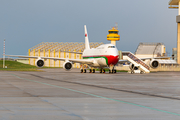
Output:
top-left (80, 68), bottom-right (117, 74)
top-left (80, 64), bottom-right (95, 73)
top-left (81, 69), bottom-right (95, 73)
top-left (100, 69), bottom-right (106, 73)
top-left (90, 69), bottom-right (95, 73)
top-left (80, 64), bottom-right (117, 74)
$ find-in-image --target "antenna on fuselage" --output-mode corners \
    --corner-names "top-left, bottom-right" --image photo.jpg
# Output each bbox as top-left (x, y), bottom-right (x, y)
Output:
top-left (84, 25), bottom-right (90, 49)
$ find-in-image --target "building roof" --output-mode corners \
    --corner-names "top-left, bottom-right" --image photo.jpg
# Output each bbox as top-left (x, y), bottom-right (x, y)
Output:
top-left (135, 43), bottom-right (164, 55)
top-left (169, 0), bottom-right (179, 5)
top-left (29, 42), bottom-right (104, 52)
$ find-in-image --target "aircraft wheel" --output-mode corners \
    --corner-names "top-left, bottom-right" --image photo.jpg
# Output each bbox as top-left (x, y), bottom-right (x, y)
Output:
top-left (109, 70), bottom-right (112, 74)
top-left (81, 69), bottom-right (83, 73)
top-left (113, 69), bottom-right (117, 73)
top-left (84, 69), bottom-right (86, 73)
top-left (100, 69), bottom-right (102, 73)
top-left (93, 69), bottom-right (95, 73)
top-left (131, 71), bottom-right (134, 74)
top-left (89, 69), bottom-right (92, 73)
top-left (140, 71), bottom-right (144, 74)
top-left (103, 69), bottom-right (105, 73)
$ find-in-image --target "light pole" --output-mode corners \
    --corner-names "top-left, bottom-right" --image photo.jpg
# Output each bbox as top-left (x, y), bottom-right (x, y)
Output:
top-left (3, 39), bottom-right (5, 68)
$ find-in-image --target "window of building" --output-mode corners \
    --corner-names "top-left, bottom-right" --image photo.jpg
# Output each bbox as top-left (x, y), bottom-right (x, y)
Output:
top-left (109, 31), bottom-right (118, 34)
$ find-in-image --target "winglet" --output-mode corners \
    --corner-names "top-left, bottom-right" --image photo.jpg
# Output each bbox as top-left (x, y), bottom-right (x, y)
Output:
top-left (84, 25), bottom-right (90, 49)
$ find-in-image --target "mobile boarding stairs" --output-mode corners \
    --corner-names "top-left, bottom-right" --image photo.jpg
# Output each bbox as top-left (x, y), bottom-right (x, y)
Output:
top-left (127, 52), bottom-right (150, 74)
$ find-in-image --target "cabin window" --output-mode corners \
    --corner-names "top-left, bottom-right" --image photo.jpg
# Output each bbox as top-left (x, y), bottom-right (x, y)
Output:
top-left (97, 47), bottom-right (104, 49)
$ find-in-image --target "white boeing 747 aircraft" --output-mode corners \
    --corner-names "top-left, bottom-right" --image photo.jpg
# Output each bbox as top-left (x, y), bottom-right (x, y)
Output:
top-left (6, 25), bottom-right (120, 73)
top-left (6, 25), bottom-right (168, 74)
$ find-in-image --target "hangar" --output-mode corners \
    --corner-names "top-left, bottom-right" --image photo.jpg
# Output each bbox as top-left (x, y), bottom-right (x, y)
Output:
top-left (135, 43), bottom-right (166, 58)
top-left (28, 42), bottom-right (104, 68)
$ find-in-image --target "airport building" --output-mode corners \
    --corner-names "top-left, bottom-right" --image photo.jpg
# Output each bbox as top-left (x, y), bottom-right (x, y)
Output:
top-left (116, 42), bottom-right (179, 71)
top-left (134, 43), bottom-right (166, 58)
top-left (28, 42), bottom-right (104, 68)
top-left (169, 0), bottom-right (180, 64)
top-left (172, 48), bottom-right (177, 61)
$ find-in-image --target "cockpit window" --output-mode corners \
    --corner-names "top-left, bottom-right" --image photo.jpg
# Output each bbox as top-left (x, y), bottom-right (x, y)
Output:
top-left (108, 46), bottom-right (115, 48)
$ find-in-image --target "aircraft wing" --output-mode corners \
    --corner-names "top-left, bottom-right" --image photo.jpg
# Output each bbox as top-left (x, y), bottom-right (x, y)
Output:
top-left (118, 59), bottom-right (129, 64)
top-left (5, 55), bottom-right (39, 59)
top-left (5, 55), bottom-right (94, 64)
top-left (41, 56), bottom-right (93, 64)
top-left (139, 56), bottom-right (171, 60)
top-left (118, 56), bottom-right (171, 64)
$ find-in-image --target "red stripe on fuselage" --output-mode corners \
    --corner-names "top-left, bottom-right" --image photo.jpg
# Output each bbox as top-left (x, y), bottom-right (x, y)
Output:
top-left (83, 55), bottom-right (119, 65)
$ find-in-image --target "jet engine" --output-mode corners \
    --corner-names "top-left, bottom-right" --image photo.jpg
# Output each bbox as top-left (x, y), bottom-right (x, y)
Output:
top-left (129, 63), bottom-right (139, 70)
top-left (149, 59), bottom-right (159, 69)
top-left (63, 61), bottom-right (73, 70)
top-left (35, 59), bottom-right (45, 67)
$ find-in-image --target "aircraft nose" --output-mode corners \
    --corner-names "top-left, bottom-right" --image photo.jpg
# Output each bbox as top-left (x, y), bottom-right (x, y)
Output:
top-left (108, 55), bottom-right (119, 65)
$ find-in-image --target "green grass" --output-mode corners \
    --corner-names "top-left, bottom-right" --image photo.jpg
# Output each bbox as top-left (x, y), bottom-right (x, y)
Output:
top-left (0, 60), bottom-right (40, 71)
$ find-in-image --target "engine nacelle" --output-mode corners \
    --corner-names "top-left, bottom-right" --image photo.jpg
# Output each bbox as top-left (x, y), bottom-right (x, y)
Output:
top-left (129, 63), bottom-right (139, 70)
top-left (149, 59), bottom-right (159, 69)
top-left (63, 61), bottom-right (73, 70)
top-left (35, 59), bottom-right (45, 67)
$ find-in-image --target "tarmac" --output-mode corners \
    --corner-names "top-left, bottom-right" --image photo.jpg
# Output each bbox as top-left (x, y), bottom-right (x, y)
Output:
top-left (1, 68), bottom-right (180, 120)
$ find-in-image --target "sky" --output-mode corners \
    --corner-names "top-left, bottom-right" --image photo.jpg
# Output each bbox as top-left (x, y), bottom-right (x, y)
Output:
top-left (0, 0), bottom-right (178, 57)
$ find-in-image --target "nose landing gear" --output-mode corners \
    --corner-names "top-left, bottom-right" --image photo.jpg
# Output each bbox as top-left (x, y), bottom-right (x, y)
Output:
top-left (109, 64), bottom-right (117, 74)
top-left (109, 69), bottom-right (116, 73)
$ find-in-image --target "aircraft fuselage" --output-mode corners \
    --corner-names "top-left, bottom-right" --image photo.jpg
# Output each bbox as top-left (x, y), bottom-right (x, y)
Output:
top-left (82, 44), bottom-right (119, 68)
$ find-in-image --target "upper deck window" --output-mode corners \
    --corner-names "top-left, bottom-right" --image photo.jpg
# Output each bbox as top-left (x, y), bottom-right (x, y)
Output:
top-left (108, 46), bottom-right (115, 48)
top-left (97, 47), bottom-right (104, 49)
